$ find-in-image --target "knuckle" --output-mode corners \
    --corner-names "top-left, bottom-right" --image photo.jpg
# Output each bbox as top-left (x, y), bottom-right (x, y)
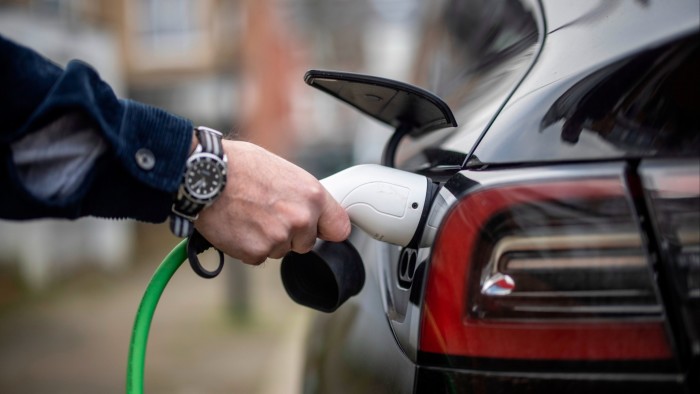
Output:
top-left (291, 233), bottom-right (317, 254)
top-left (269, 249), bottom-right (288, 260)
top-left (268, 226), bottom-right (289, 245)
top-left (306, 183), bottom-right (326, 204)
top-left (245, 254), bottom-right (267, 266)
top-left (289, 209), bottom-right (313, 230)
top-left (242, 244), bottom-right (268, 266)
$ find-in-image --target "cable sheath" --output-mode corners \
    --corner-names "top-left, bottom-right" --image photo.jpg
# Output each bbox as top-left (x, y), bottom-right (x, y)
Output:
top-left (126, 239), bottom-right (188, 394)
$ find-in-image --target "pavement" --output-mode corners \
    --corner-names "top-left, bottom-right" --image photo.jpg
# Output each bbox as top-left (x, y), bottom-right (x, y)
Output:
top-left (0, 225), bottom-right (311, 394)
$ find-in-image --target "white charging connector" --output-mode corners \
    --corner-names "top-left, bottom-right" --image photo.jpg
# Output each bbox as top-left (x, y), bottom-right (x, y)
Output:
top-left (320, 164), bottom-right (432, 247)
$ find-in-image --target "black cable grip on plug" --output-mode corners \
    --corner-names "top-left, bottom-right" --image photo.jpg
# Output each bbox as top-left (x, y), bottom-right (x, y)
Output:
top-left (187, 230), bottom-right (224, 279)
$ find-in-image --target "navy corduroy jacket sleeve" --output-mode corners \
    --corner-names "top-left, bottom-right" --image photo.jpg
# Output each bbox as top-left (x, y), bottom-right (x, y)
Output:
top-left (0, 35), bottom-right (193, 222)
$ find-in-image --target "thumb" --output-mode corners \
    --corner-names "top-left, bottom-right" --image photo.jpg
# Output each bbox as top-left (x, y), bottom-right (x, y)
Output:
top-left (316, 192), bottom-right (351, 242)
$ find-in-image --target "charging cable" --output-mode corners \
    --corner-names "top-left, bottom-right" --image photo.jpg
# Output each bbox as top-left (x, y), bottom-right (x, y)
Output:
top-left (126, 239), bottom-right (187, 394)
top-left (126, 230), bottom-right (223, 393)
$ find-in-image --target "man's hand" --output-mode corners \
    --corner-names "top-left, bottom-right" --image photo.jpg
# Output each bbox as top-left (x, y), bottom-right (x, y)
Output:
top-left (195, 140), bottom-right (351, 265)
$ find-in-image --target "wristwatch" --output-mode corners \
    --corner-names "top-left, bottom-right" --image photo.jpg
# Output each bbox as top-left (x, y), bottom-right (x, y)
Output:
top-left (169, 126), bottom-right (228, 238)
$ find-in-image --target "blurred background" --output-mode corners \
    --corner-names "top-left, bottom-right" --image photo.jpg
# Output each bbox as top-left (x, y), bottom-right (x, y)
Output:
top-left (0, 0), bottom-right (425, 392)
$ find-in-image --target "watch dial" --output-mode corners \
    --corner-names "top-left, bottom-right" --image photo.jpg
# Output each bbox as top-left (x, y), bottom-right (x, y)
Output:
top-left (185, 155), bottom-right (226, 201)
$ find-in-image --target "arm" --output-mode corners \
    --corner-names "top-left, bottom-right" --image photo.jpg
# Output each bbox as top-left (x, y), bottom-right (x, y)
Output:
top-left (0, 34), bottom-right (192, 222)
top-left (0, 35), bottom-right (350, 264)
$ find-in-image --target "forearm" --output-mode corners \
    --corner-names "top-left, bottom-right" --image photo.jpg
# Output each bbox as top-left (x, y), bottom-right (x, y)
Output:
top-left (0, 36), bottom-right (352, 264)
top-left (0, 35), bottom-right (193, 222)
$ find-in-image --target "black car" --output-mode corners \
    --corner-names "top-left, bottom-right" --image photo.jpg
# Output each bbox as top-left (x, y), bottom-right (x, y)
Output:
top-left (282, 0), bottom-right (700, 392)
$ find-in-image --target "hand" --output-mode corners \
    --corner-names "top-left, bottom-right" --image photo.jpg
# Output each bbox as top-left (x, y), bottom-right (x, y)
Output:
top-left (195, 140), bottom-right (351, 265)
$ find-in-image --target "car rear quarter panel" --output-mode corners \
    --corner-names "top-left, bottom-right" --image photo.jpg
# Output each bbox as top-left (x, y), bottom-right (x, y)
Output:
top-left (469, 0), bottom-right (700, 165)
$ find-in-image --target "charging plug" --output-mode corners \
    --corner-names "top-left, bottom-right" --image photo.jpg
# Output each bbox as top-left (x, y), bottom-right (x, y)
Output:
top-left (320, 164), bottom-right (434, 247)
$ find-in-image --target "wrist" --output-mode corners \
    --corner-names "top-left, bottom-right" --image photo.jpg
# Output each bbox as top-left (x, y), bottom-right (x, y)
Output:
top-left (189, 130), bottom-right (198, 155)
top-left (169, 126), bottom-right (228, 237)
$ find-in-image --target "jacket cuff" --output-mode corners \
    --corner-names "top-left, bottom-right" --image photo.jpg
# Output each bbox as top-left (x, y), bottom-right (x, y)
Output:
top-left (118, 99), bottom-right (193, 194)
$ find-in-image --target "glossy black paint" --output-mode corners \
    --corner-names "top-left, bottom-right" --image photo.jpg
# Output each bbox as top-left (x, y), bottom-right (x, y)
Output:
top-left (470, 0), bottom-right (700, 166)
top-left (473, 33), bottom-right (700, 165)
top-left (298, 0), bottom-right (699, 392)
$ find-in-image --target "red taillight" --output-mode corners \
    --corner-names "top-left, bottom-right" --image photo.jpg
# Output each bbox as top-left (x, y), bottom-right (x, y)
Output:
top-left (420, 178), bottom-right (672, 361)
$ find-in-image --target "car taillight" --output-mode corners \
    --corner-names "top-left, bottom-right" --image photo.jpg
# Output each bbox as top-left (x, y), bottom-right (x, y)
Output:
top-left (420, 177), bottom-right (673, 361)
top-left (641, 160), bottom-right (700, 360)
top-left (642, 162), bottom-right (700, 301)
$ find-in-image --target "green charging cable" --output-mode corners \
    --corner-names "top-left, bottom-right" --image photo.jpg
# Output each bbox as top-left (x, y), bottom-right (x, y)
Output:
top-left (126, 239), bottom-right (187, 394)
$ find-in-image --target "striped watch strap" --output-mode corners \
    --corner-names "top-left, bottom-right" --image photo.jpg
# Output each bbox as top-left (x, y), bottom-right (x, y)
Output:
top-left (169, 126), bottom-right (226, 238)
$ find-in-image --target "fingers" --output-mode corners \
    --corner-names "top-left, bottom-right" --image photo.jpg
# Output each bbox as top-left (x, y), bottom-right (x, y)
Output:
top-left (290, 230), bottom-right (317, 254)
top-left (268, 241), bottom-right (293, 260)
top-left (255, 190), bottom-right (350, 260)
top-left (240, 233), bottom-right (312, 263)
top-left (316, 191), bottom-right (351, 242)
top-left (194, 140), bottom-right (351, 263)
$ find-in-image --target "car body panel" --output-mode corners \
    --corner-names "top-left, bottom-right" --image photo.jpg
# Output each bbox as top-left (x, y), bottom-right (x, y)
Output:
top-left (300, 231), bottom-right (417, 393)
top-left (470, 0), bottom-right (699, 165)
top-left (299, 0), bottom-right (699, 392)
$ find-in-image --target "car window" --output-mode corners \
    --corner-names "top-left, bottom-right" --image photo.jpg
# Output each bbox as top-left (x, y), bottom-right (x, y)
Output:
top-left (397, 0), bottom-right (541, 168)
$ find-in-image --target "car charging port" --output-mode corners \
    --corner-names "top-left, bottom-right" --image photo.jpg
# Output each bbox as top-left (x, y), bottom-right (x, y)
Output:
top-left (398, 248), bottom-right (418, 288)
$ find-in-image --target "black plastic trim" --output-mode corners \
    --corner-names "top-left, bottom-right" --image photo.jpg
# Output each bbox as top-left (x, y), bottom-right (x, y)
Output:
top-left (415, 364), bottom-right (686, 394)
top-left (417, 351), bottom-right (679, 374)
top-left (304, 69), bottom-right (457, 135)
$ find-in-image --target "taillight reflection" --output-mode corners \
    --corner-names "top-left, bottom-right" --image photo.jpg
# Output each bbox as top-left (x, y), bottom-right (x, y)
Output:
top-left (420, 178), bottom-right (672, 360)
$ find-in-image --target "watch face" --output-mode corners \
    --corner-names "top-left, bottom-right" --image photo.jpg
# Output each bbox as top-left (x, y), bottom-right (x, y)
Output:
top-left (184, 153), bottom-right (227, 202)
